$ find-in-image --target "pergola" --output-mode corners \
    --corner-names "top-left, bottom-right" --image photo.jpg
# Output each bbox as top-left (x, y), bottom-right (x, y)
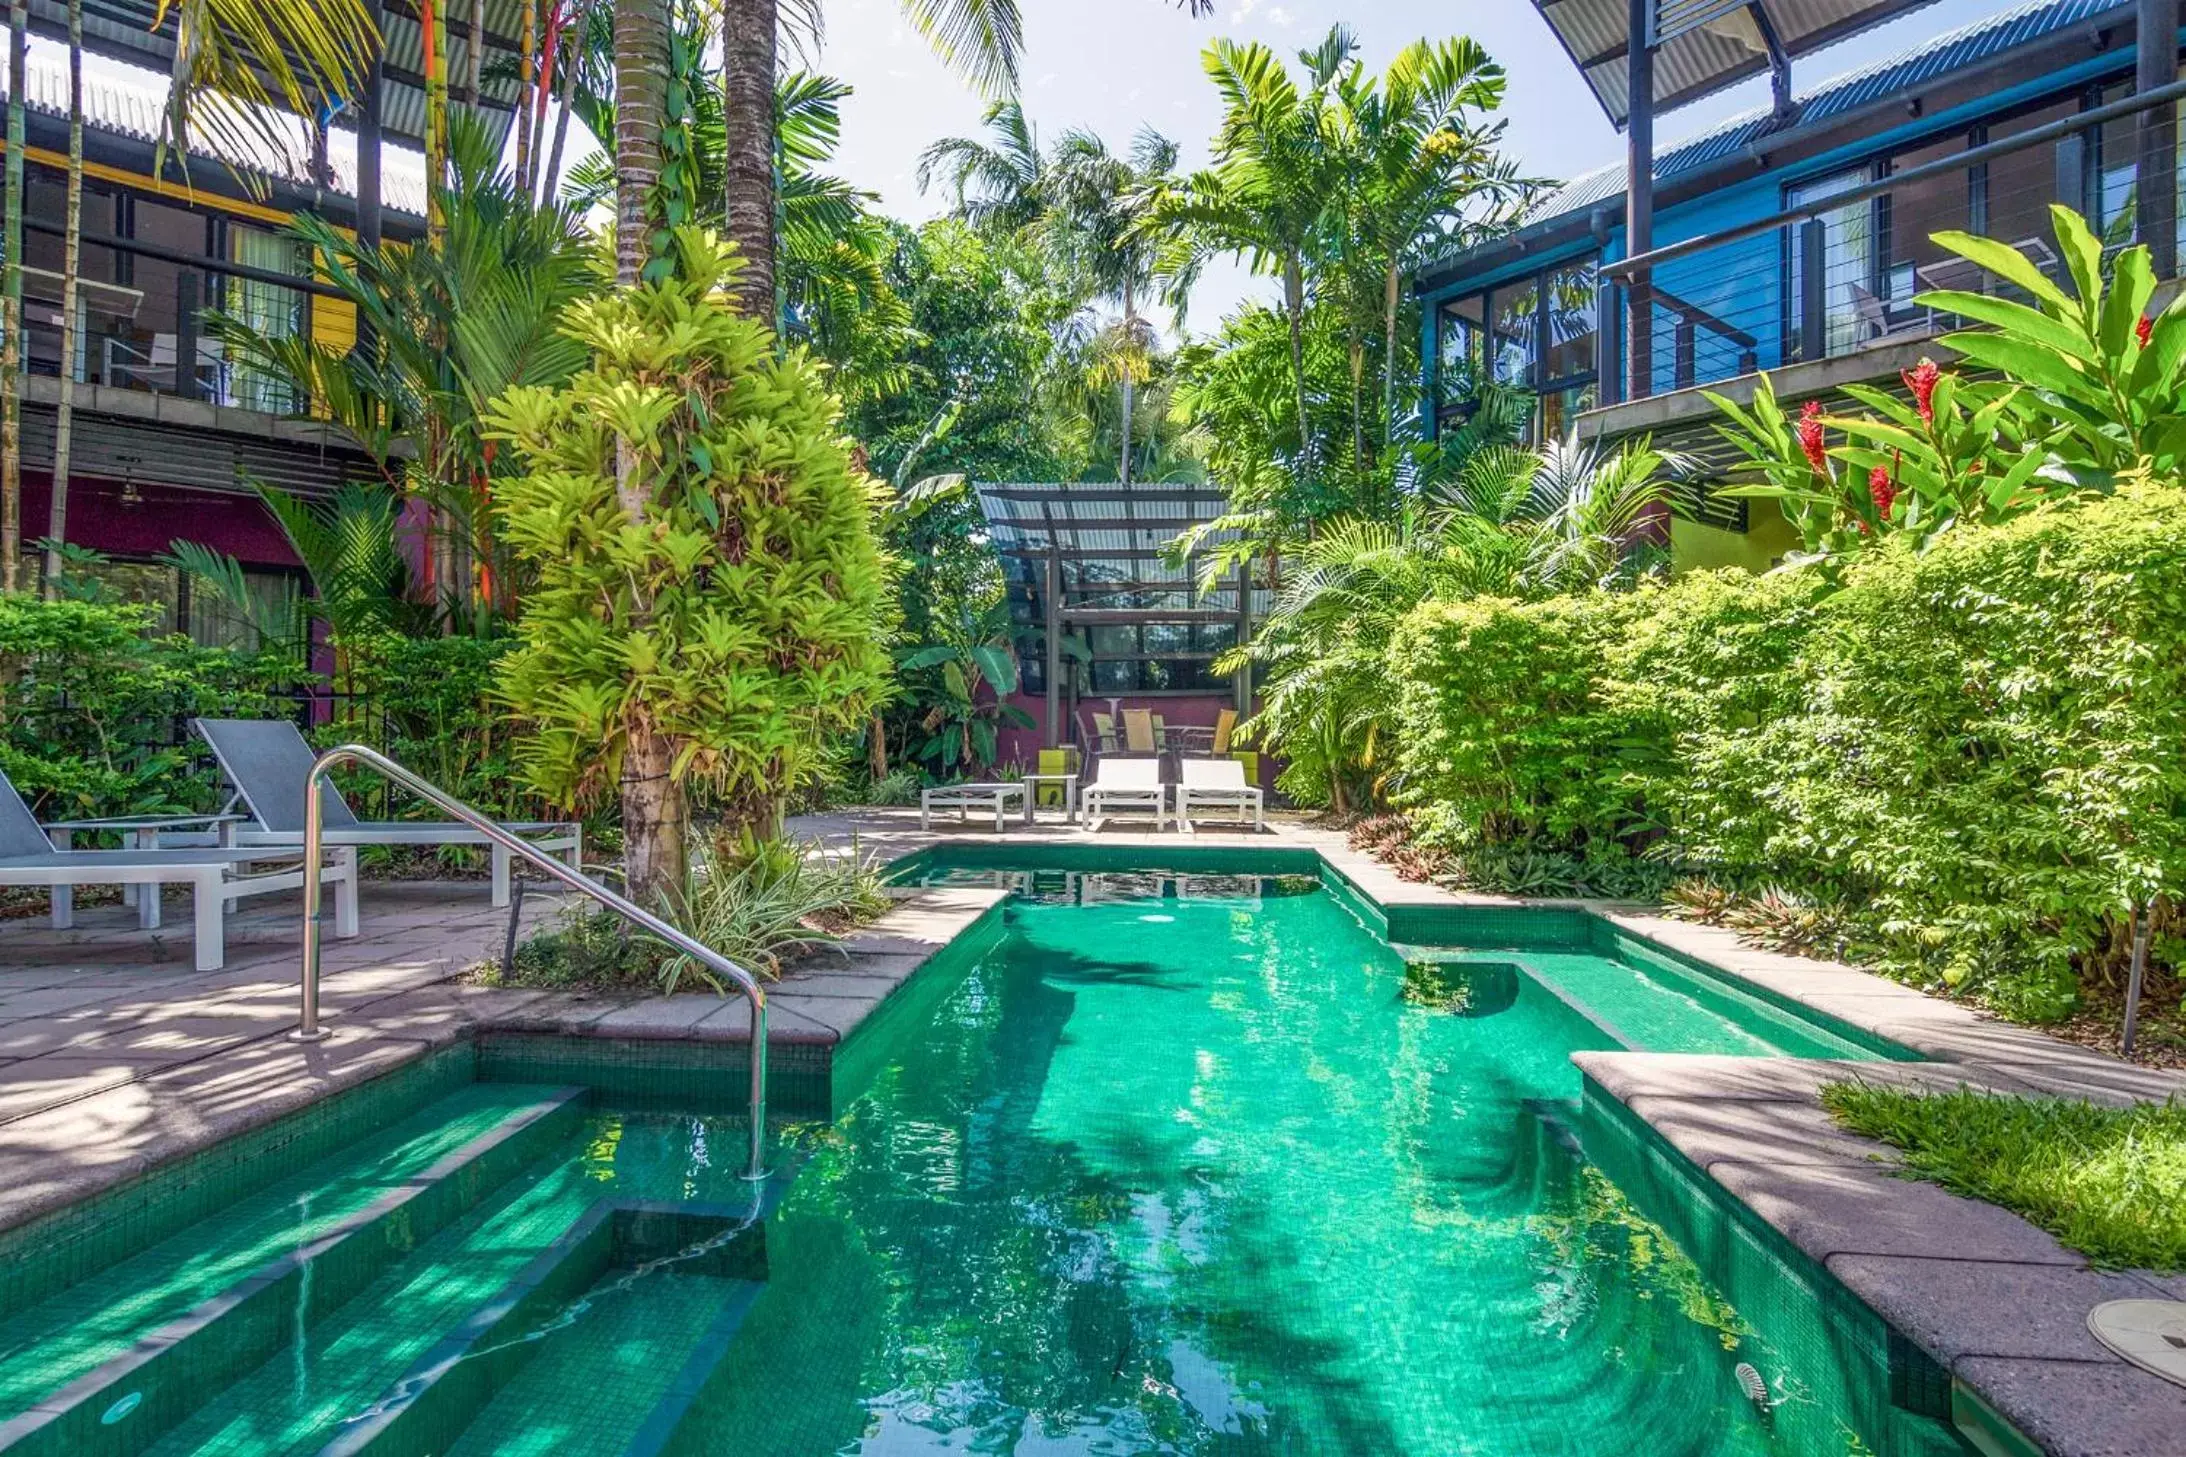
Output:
top-left (1532, 0), bottom-right (2181, 395)
top-left (974, 482), bottom-right (1266, 750)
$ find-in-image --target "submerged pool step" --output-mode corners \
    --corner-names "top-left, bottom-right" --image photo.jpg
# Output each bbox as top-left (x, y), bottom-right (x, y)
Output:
top-left (0, 1085), bottom-right (588, 1457)
top-left (322, 1201), bottom-right (770, 1457)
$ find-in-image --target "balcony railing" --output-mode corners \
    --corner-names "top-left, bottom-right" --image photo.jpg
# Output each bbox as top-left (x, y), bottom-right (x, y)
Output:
top-left (14, 213), bottom-right (337, 417)
top-left (1594, 76), bottom-right (2186, 407)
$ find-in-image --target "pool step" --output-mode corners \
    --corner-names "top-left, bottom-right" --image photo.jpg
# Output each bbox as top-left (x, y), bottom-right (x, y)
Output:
top-left (321, 1201), bottom-right (771, 1457)
top-left (0, 1085), bottom-right (588, 1457)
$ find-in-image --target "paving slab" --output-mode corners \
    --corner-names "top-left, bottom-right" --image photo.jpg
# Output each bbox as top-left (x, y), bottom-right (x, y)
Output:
top-left (1950, 1356), bottom-right (2186, 1457)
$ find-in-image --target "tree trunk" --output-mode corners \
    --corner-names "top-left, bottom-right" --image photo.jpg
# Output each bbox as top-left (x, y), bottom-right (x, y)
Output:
top-left (464, 0), bottom-right (485, 105)
top-left (867, 711), bottom-right (887, 780)
top-left (1381, 261), bottom-right (1401, 449)
top-left (43, 0), bottom-right (81, 599)
top-left (619, 719), bottom-right (689, 907)
top-left (1282, 253), bottom-right (1309, 481)
top-left (720, 0), bottom-right (777, 317)
top-left (513, 0), bottom-right (535, 188)
top-left (1118, 278), bottom-right (1135, 485)
top-left (541, 21), bottom-right (578, 203)
top-left (612, 0), bottom-right (669, 284)
top-left (422, 0), bottom-right (447, 247)
top-left (0, 0), bottom-right (23, 593)
top-left (1348, 329), bottom-right (1365, 470)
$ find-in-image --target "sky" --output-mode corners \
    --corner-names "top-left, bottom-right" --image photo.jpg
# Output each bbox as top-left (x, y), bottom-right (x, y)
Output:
top-left (812, 0), bottom-right (2013, 332)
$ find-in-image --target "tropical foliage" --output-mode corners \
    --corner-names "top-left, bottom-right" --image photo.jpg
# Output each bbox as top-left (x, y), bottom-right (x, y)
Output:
top-left (487, 230), bottom-right (895, 901)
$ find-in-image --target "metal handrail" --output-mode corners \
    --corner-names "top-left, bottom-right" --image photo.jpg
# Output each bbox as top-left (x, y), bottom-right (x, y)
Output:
top-left (288, 744), bottom-right (770, 1181)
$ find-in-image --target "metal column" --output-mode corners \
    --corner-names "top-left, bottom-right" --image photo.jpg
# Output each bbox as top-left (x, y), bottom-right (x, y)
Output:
top-left (1624, 0), bottom-right (1655, 400)
top-left (356, 4), bottom-right (385, 253)
top-left (1233, 560), bottom-right (1253, 715)
top-left (2139, 0), bottom-right (2179, 276)
top-left (1043, 547), bottom-right (1063, 749)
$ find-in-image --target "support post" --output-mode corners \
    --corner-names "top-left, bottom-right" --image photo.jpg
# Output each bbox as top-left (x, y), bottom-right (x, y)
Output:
top-left (174, 271), bottom-right (201, 401)
top-left (1799, 219), bottom-right (1828, 362)
top-left (356, 3), bottom-right (385, 254)
top-left (2138, 0), bottom-right (2179, 276)
top-left (1234, 561), bottom-right (1253, 715)
top-left (1043, 548), bottom-right (1062, 750)
top-left (1624, 0), bottom-right (1655, 401)
top-left (2123, 902), bottom-right (2151, 1055)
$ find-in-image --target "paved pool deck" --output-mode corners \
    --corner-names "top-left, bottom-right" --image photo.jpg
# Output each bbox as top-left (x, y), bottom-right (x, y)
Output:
top-left (0, 808), bottom-right (2178, 1455)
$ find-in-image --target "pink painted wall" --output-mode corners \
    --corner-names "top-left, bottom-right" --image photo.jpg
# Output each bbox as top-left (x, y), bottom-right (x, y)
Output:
top-left (21, 472), bottom-right (303, 568)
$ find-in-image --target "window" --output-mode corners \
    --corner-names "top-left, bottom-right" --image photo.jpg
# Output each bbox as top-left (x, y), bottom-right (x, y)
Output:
top-left (224, 225), bottom-right (310, 414)
top-left (1431, 257), bottom-right (1599, 442)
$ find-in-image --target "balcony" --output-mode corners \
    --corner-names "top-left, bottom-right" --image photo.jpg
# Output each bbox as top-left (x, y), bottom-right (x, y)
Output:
top-left (1576, 78), bottom-right (2185, 441)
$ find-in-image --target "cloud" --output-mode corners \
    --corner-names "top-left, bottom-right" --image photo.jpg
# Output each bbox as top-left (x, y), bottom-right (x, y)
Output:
top-left (1265, 5), bottom-right (1296, 26)
top-left (1225, 0), bottom-right (1258, 22)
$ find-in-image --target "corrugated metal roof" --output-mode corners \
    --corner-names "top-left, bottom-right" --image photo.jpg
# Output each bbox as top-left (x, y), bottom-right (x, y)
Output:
top-left (1540, 0), bottom-right (1951, 125)
top-left (24, 0), bottom-right (519, 153)
top-left (1431, 0), bottom-right (2124, 280)
top-left (0, 55), bottom-right (429, 217)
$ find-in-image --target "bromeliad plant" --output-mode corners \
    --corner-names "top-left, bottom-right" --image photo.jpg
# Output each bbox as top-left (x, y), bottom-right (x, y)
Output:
top-left (896, 596), bottom-right (1035, 775)
top-left (1709, 204), bottom-right (2186, 558)
top-left (486, 229), bottom-right (896, 904)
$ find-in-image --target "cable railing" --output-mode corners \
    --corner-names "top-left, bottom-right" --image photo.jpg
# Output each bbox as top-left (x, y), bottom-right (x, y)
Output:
top-left (288, 744), bottom-right (770, 1181)
top-left (1588, 77), bottom-right (2186, 407)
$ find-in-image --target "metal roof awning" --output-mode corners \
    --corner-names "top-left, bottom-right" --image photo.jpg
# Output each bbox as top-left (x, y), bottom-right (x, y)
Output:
top-left (1537, 0), bottom-right (1945, 125)
top-left (26, 0), bottom-right (524, 153)
top-left (975, 482), bottom-right (1236, 564)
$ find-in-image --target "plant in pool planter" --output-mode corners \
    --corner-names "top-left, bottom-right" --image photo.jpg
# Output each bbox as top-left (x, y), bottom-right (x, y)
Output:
top-left (486, 230), bottom-right (897, 903)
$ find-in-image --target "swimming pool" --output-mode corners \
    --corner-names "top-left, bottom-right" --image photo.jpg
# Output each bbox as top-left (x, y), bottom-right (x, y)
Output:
top-left (0, 859), bottom-right (1968, 1455)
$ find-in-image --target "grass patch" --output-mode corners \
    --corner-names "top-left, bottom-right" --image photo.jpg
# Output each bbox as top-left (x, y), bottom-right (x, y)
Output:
top-left (1820, 1083), bottom-right (2186, 1272)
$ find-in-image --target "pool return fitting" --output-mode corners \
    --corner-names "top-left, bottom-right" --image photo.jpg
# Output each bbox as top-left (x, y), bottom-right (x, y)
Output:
top-left (287, 744), bottom-right (771, 1181)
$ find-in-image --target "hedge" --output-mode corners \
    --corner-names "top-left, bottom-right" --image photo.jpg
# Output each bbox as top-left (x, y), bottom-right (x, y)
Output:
top-left (1386, 485), bottom-right (2186, 1020)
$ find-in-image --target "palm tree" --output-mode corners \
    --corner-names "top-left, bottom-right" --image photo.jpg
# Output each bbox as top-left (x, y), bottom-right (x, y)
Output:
top-left (1044, 127), bottom-right (1182, 484)
top-left (612, 0), bottom-right (669, 284)
top-left (1336, 37), bottom-right (1531, 450)
top-left (917, 101), bottom-right (1051, 233)
top-left (42, 0), bottom-right (84, 598)
top-left (1155, 30), bottom-right (1353, 480)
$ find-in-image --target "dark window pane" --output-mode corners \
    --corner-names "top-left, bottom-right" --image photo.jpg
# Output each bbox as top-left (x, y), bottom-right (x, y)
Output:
top-left (1541, 261), bottom-right (1597, 385)
top-left (1489, 282), bottom-right (1538, 386)
top-left (1437, 294), bottom-right (1484, 410)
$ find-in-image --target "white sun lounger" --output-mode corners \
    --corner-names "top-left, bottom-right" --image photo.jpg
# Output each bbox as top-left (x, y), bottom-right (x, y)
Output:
top-left (1083, 757), bottom-right (1168, 830)
top-left (1175, 757), bottom-right (1264, 831)
top-left (0, 769), bottom-right (356, 970)
top-left (193, 719), bottom-right (581, 909)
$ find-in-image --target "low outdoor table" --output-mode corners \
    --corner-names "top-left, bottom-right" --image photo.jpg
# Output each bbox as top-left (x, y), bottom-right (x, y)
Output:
top-left (40, 813), bottom-right (246, 929)
top-left (920, 782), bottom-right (1030, 832)
top-left (1021, 772), bottom-right (1079, 824)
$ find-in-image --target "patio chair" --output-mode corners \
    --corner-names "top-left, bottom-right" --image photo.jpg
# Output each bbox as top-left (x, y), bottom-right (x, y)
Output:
top-left (1175, 757), bottom-right (1264, 832)
top-left (1122, 708), bottom-right (1158, 753)
top-left (0, 768), bottom-right (357, 971)
top-left (1088, 712), bottom-right (1118, 754)
top-left (193, 719), bottom-right (581, 909)
top-left (1212, 708), bottom-right (1237, 756)
top-left (1083, 757), bottom-right (1168, 830)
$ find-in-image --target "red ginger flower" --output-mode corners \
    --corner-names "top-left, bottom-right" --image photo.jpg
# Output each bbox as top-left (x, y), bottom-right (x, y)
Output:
top-left (1869, 464), bottom-right (1897, 521)
top-left (1902, 358), bottom-right (1940, 426)
top-left (2138, 315), bottom-right (2154, 348)
top-left (1797, 400), bottom-right (1826, 473)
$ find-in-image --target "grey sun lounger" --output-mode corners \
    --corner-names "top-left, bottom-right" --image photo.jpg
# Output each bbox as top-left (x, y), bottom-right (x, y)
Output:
top-left (193, 719), bottom-right (582, 909)
top-left (0, 768), bottom-right (357, 970)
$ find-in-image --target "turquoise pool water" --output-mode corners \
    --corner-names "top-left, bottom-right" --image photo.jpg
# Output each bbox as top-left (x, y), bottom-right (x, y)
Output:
top-left (0, 865), bottom-right (1966, 1455)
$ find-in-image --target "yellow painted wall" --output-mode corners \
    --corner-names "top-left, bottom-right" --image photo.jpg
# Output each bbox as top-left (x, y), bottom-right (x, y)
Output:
top-left (1671, 497), bottom-right (1799, 576)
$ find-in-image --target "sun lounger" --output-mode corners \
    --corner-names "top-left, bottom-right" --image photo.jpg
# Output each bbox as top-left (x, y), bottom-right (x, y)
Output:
top-left (193, 719), bottom-right (581, 909)
top-left (1084, 757), bottom-right (1168, 830)
top-left (0, 769), bottom-right (356, 970)
top-left (1176, 757), bottom-right (1264, 831)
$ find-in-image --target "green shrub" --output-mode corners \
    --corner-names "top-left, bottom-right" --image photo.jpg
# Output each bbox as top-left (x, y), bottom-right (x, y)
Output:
top-left (1386, 591), bottom-right (1658, 857)
top-left (1385, 485), bottom-right (2186, 1022)
top-left (0, 596), bottom-right (302, 818)
top-left (324, 632), bottom-right (533, 818)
